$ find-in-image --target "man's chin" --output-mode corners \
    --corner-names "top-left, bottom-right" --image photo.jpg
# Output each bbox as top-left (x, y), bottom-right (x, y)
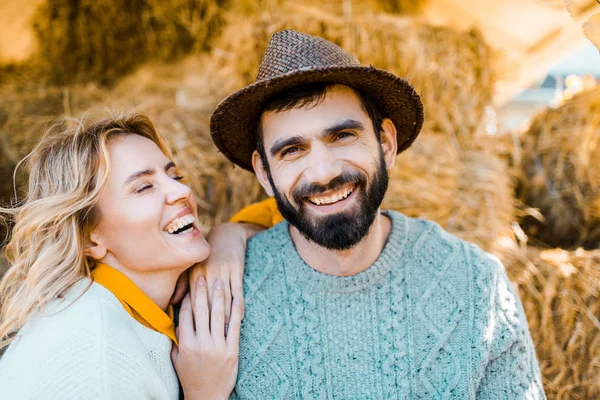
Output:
top-left (300, 207), bottom-right (356, 227)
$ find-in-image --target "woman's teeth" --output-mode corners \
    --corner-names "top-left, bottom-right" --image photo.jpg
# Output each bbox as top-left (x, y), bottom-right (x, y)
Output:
top-left (166, 214), bottom-right (196, 234)
top-left (308, 187), bottom-right (353, 206)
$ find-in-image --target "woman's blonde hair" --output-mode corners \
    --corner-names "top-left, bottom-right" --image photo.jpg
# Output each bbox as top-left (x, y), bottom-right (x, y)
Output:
top-left (0, 112), bottom-right (172, 349)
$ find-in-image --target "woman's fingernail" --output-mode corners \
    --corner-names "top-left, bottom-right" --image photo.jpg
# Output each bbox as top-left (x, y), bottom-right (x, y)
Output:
top-left (234, 298), bottom-right (241, 306)
top-left (198, 277), bottom-right (206, 286)
top-left (215, 279), bottom-right (223, 290)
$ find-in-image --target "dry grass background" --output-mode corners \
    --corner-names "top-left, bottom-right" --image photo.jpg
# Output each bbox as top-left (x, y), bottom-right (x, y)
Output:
top-left (0, 1), bottom-right (598, 398)
top-left (500, 244), bottom-right (600, 399)
top-left (517, 86), bottom-right (600, 250)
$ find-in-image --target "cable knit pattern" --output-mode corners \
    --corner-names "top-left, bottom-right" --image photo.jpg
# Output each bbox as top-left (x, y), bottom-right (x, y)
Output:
top-left (233, 210), bottom-right (546, 399)
top-left (0, 280), bottom-right (179, 400)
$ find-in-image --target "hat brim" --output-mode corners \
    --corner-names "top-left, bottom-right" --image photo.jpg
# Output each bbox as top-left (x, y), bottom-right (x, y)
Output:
top-left (210, 65), bottom-right (424, 172)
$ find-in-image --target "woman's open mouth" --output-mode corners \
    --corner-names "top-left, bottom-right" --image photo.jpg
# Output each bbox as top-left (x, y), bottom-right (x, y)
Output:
top-left (164, 213), bottom-right (199, 236)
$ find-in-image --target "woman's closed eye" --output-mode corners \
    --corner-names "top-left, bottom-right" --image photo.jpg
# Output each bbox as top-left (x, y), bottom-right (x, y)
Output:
top-left (135, 183), bottom-right (153, 194)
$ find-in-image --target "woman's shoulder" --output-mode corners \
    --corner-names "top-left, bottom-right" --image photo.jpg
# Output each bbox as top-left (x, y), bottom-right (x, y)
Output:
top-left (20, 278), bottom-right (126, 333)
top-left (0, 279), bottom-right (161, 397)
top-left (0, 279), bottom-right (124, 359)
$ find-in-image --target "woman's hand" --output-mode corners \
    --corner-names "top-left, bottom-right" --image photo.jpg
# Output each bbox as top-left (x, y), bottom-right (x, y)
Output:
top-left (190, 222), bottom-right (264, 325)
top-left (171, 277), bottom-right (242, 400)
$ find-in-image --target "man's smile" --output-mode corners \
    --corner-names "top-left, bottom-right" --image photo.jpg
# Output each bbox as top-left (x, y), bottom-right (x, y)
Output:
top-left (303, 184), bottom-right (359, 214)
top-left (306, 184), bottom-right (355, 206)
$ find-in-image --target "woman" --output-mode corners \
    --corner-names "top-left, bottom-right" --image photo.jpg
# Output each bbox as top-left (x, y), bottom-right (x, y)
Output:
top-left (0, 113), bottom-right (265, 399)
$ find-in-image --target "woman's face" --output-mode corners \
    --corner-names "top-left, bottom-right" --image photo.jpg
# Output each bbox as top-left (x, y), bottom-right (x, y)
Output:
top-left (89, 134), bottom-right (210, 275)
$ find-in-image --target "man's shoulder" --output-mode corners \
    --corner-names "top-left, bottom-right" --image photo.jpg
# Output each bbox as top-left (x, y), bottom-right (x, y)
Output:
top-left (245, 221), bottom-right (289, 275)
top-left (386, 210), bottom-right (505, 277)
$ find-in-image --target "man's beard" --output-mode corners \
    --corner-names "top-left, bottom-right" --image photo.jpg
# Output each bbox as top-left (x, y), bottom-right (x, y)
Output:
top-left (268, 152), bottom-right (389, 251)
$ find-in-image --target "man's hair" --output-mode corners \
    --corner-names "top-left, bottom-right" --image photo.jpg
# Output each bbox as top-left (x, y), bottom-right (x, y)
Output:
top-left (255, 82), bottom-right (385, 169)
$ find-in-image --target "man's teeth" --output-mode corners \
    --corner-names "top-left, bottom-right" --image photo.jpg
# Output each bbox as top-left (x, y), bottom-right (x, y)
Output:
top-left (309, 188), bottom-right (353, 206)
top-left (166, 214), bottom-right (196, 234)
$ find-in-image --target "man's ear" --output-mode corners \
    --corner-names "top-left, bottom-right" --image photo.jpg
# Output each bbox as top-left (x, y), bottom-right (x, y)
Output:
top-left (379, 118), bottom-right (398, 170)
top-left (85, 231), bottom-right (107, 261)
top-left (252, 150), bottom-right (275, 197)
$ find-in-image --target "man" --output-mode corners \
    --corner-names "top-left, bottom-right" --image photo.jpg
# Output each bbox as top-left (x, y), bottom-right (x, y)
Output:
top-left (210, 29), bottom-right (545, 399)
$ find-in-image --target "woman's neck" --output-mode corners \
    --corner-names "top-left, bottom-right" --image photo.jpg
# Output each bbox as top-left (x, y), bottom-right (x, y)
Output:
top-left (98, 256), bottom-right (183, 311)
top-left (121, 271), bottom-right (181, 311)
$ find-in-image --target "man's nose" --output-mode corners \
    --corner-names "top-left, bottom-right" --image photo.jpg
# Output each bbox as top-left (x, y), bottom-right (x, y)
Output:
top-left (304, 143), bottom-right (343, 186)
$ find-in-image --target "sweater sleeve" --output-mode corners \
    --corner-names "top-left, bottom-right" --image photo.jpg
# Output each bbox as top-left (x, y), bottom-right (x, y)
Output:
top-left (229, 197), bottom-right (283, 228)
top-left (475, 254), bottom-right (546, 399)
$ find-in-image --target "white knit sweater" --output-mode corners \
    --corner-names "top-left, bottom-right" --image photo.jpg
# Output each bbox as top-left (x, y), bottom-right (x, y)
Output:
top-left (0, 279), bottom-right (179, 400)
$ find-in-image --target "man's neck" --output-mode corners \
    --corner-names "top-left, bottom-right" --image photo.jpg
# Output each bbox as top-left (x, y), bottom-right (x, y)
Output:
top-left (289, 211), bottom-right (392, 277)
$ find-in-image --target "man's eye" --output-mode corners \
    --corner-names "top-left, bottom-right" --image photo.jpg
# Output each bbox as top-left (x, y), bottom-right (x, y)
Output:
top-left (281, 147), bottom-right (301, 157)
top-left (336, 131), bottom-right (354, 140)
top-left (136, 184), bottom-right (152, 193)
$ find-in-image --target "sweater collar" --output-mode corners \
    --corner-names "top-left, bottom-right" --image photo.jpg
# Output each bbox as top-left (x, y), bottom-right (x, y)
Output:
top-left (92, 263), bottom-right (178, 344)
top-left (275, 210), bottom-right (409, 292)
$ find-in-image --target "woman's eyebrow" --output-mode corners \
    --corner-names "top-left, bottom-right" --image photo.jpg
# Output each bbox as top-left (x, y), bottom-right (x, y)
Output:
top-left (124, 168), bottom-right (155, 186)
top-left (123, 161), bottom-right (177, 186)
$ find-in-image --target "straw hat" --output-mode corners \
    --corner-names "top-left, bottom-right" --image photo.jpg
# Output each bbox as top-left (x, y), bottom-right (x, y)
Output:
top-left (210, 29), bottom-right (424, 171)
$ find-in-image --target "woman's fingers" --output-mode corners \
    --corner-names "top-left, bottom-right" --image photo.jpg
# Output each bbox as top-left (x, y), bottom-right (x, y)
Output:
top-left (230, 264), bottom-right (245, 320)
top-left (226, 297), bottom-right (243, 351)
top-left (223, 272), bottom-right (232, 326)
top-left (189, 265), bottom-right (205, 312)
top-left (211, 279), bottom-right (226, 344)
top-left (170, 342), bottom-right (179, 365)
top-left (230, 266), bottom-right (244, 305)
top-left (170, 269), bottom-right (189, 305)
top-left (193, 277), bottom-right (211, 340)
top-left (177, 294), bottom-right (195, 343)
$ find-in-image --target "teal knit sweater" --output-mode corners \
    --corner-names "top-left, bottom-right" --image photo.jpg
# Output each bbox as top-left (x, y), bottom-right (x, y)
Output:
top-left (233, 211), bottom-right (545, 399)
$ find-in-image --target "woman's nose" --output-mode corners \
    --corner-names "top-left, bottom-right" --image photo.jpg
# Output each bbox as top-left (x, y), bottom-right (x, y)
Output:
top-left (165, 179), bottom-right (192, 204)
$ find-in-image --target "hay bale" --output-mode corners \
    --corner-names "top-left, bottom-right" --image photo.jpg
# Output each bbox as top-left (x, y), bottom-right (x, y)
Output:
top-left (0, 82), bottom-right (109, 245)
top-left (448, 145), bottom-right (516, 252)
top-left (382, 132), bottom-right (516, 252)
top-left (0, 82), bottom-right (108, 161)
top-left (204, 6), bottom-right (492, 144)
top-left (383, 133), bottom-right (460, 226)
top-left (502, 244), bottom-right (600, 400)
top-left (232, 0), bottom-right (427, 16)
top-left (30, 0), bottom-right (225, 84)
top-left (517, 86), bottom-right (600, 249)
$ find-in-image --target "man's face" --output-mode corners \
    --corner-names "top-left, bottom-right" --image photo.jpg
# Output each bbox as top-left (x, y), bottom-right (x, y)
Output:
top-left (253, 85), bottom-right (397, 250)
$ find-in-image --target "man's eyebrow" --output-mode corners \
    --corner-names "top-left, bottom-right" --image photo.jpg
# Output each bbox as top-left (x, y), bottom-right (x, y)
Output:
top-left (270, 135), bottom-right (305, 157)
top-left (123, 161), bottom-right (177, 186)
top-left (268, 120), bottom-right (365, 157)
top-left (322, 119), bottom-right (365, 137)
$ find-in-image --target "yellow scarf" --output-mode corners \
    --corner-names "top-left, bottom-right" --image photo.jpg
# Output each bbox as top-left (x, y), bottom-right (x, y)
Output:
top-left (92, 263), bottom-right (178, 345)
